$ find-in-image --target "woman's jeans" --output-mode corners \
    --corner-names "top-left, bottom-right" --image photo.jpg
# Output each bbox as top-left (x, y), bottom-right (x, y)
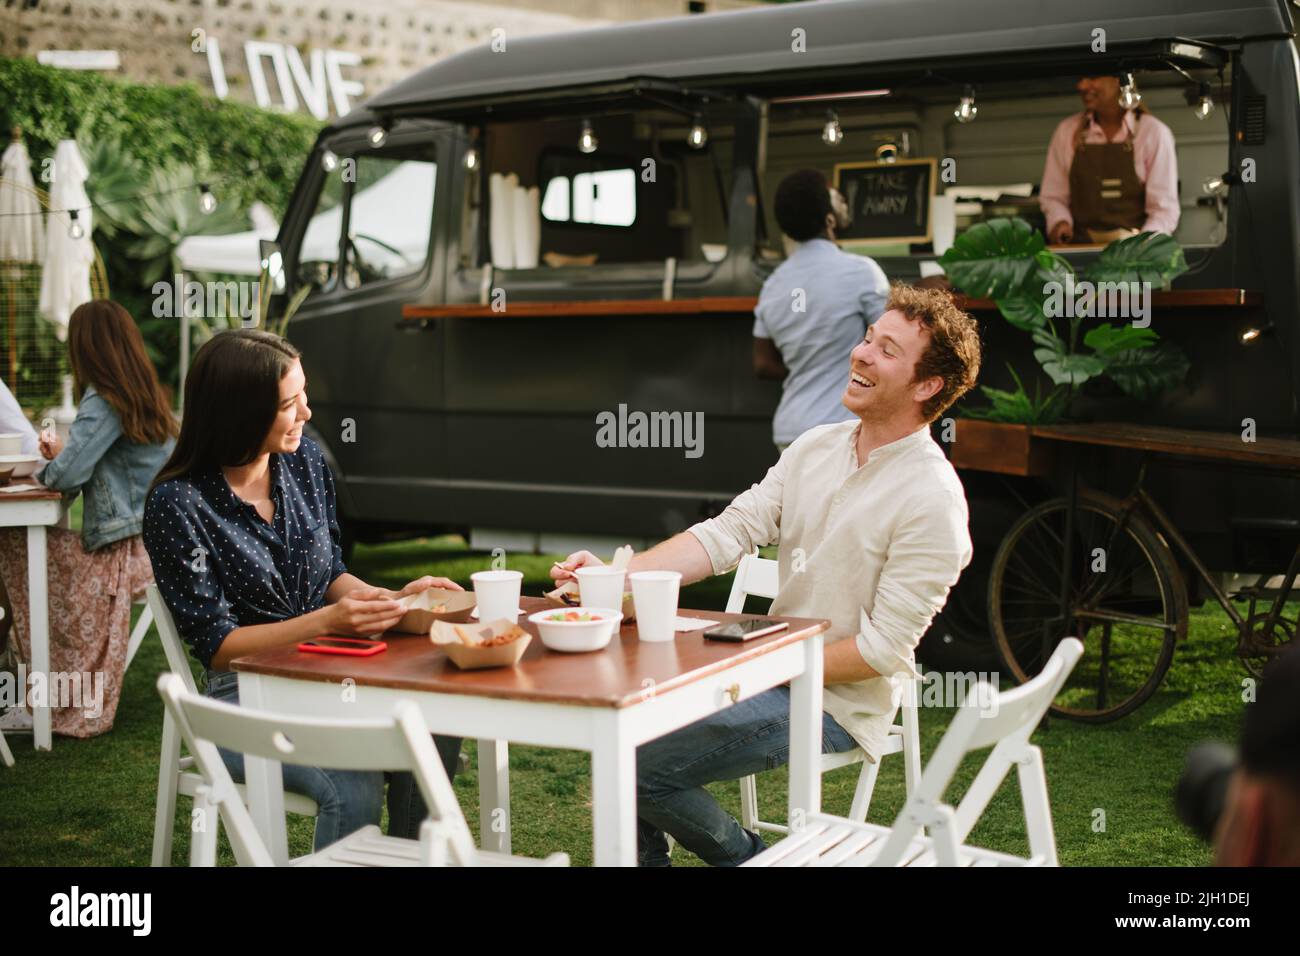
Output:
top-left (636, 685), bottom-right (859, 867)
top-left (205, 671), bottom-right (461, 852)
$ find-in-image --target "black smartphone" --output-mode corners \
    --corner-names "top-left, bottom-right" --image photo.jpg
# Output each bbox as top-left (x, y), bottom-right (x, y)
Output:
top-left (702, 619), bottom-right (790, 642)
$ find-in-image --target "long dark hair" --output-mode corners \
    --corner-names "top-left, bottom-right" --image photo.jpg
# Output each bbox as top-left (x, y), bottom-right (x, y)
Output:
top-left (150, 329), bottom-right (301, 491)
top-left (67, 300), bottom-right (177, 445)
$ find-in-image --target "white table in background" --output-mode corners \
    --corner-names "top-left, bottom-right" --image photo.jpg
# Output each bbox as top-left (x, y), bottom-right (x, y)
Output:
top-left (0, 484), bottom-right (68, 751)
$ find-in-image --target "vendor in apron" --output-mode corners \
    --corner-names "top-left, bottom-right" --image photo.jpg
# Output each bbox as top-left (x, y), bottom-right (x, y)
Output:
top-left (1039, 74), bottom-right (1181, 245)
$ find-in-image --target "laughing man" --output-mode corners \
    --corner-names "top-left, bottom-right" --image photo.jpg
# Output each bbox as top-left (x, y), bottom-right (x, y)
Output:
top-left (553, 285), bottom-right (982, 866)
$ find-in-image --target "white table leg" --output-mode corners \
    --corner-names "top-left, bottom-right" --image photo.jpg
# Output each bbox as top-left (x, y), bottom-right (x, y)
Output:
top-left (237, 673), bottom-right (289, 865)
top-left (590, 714), bottom-right (637, 867)
top-left (27, 525), bottom-right (50, 751)
top-left (787, 633), bottom-right (824, 830)
top-left (477, 738), bottom-right (511, 854)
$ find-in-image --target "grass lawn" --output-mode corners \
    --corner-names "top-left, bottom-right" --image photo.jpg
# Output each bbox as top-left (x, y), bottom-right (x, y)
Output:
top-left (0, 532), bottom-right (1256, 866)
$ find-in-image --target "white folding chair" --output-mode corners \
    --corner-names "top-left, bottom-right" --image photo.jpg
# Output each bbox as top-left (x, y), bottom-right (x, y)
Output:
top-left (156, 672), bottom-right (569, 867)
top-left (0, 725), bottom-right (12, 768)
top-left (123, 595), bottom-right (154, 673)
top-left (727, 553), bottom-right (922, 833)
top-left (146, 583), bottom-right (318, 866)
top-left (743, 637), bottom-right (1084, 867)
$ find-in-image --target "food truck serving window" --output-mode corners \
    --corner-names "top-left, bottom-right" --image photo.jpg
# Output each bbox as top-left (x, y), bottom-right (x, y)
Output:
top-left (541, 166), bottom-right (637, 227)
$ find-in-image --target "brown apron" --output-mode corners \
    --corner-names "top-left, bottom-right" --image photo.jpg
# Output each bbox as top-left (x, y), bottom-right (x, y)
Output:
top-left (1068, 112), bottom-right (1146, 236)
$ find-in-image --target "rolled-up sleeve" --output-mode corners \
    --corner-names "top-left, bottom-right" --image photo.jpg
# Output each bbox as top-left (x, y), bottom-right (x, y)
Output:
top-left (142, 488), bottom-right (239, 669)
top-left (1140, 121), bottom-right (1181, 235)
top-left (686, 453), bottom-right (786, 576)
top-left (854, 486), bottom-right (973, 679)
top-left (1038, 117), bottom-right (1076, 235)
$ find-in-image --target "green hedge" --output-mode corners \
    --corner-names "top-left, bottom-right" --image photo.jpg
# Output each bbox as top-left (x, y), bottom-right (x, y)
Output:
top-left (0, 57), bottom-right (323, 215)
top-left (0, 57), bottom-right (326, 402)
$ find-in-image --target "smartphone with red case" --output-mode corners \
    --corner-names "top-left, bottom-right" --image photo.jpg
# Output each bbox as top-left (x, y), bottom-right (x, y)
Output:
top-left (298, 637), bottom-right (387, 656)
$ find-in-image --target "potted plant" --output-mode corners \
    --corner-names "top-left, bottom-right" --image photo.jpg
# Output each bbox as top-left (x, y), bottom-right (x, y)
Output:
top-left (937, 218), bottom-right (1191, 475)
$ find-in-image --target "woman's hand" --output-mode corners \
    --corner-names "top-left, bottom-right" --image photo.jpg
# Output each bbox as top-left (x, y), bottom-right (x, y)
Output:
top-left (397, 575), bottom-right (463, 596)
top-left (324, 586), bottom-right (405, 637)
top-left (38, 428), bottom-right (63, 461)
top-left (550, 550), bottom-right (604, 582)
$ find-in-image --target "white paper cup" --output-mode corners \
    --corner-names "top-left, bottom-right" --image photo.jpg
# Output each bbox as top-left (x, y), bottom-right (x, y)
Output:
top-left (630, 570), bottom-right (681, 642)
top-left (0, 434), bottom-right (23, 456)
top-left (575, 566), bottom-right (627, 611)
top-left (471, 570), bottom-right (523, 623)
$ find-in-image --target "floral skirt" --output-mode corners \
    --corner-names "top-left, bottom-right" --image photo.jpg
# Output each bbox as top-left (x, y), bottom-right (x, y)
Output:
top-left (0, 528), bottom-right (154, 737)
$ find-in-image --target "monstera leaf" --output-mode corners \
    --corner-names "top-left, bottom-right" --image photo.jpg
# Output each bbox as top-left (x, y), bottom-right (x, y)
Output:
top-left (1082, 322), bottom-right (1159, 357)
top-left (1104, 343), bottom-right (1191, 400)
top-left (939, 217), bottom-right (1047, 299)
top-left (1082, 231), bottom-right (1188, 286)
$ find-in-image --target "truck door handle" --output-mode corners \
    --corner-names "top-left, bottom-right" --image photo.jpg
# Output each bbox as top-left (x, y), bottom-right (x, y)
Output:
top-left (395, 317), bottom-right (437, 331)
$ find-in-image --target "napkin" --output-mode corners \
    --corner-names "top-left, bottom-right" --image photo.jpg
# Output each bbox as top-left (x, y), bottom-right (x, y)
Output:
top-left (0, 483), bottom-right (41, 494)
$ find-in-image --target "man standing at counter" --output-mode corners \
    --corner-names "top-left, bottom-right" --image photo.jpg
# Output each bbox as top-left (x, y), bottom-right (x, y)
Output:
top-left (1039, 74), bottom-right (1180, 244)
top-left (555, 285), bottom-right (980, 866)
top-left (753, 169), bottom-right (890, 453)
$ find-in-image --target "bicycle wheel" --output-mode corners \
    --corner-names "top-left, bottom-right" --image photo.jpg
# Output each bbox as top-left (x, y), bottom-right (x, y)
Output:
top-left (990, 490), bottom-right (1187, 722)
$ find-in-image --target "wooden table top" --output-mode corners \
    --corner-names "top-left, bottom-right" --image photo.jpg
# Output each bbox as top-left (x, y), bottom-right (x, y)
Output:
top-left (0, 484), bottom-right (62, 503)
top-left (1030, 422), bottom-right (1300, 470)
top-left (232, 597), bottom-right (829, 708)
top-left (401, 288), bottom-right (1259, 321)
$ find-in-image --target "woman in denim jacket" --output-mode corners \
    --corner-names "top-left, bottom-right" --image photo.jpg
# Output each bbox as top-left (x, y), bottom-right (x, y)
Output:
top-left (0, 300), bottom-right (177, 736)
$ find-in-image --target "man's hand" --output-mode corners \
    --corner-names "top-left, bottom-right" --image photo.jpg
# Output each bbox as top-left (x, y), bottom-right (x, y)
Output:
top-left (1048, 220), bottom-right (1073, 245)
top-left (551, 550), bottom-right (605, 583)
top-left (324, 586), bottom-right (405, 637)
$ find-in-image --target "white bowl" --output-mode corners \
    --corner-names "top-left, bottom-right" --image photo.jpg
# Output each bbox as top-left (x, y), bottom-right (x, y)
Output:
top-left (528, 607), bottom-right (623, 653)
top-left (0, 455), bottom-right (41, 478)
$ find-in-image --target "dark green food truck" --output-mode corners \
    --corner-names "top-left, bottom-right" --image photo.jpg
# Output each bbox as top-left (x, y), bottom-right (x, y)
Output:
top-left (262, 0), bottom-right (1300, 680)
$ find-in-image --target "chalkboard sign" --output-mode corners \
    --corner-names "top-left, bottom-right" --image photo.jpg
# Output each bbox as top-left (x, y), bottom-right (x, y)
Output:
top-left (833, 158), bottom-right (936, 244)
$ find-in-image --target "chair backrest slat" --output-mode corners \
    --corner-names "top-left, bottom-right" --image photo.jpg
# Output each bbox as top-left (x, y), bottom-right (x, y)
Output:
top-left (725, 553), bottom-right (780, 614)
top-left (146, 584), bottom-right (199, 694)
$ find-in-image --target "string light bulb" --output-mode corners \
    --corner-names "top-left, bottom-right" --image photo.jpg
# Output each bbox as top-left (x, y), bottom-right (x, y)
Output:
top-left (822, 110), bottom-right (843, 146)
top-left (578, 118), bottom-right (598, 154)
top-left (1193, 83), bottom-right (1214, 120)
top-left (688, 114), bottom-right (708, 149)
top-left (321, 149), bottom-right (339, 172)
top-left (368, 123), bottom-right (389, 148)
top-left (67, 209), bottom-right (84, 240)
top-left (1119, 72), bottom-right (1142, 110)
top-left (199, 184), bottom-right (217, 214)
top-left (954, 85), bottom-right (978, 123)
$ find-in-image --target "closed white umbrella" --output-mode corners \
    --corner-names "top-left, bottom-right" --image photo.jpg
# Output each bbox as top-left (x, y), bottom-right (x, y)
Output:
top-left (38, 139), bottom-right (94, 342)
top-left (1, 132), bottom-right (46, 392)
top-left (0, 136), bottom-right (45, 262)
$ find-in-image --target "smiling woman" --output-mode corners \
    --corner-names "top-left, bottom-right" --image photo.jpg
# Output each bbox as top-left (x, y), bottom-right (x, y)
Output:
top-left (141, 328), bottom-right (465, 853)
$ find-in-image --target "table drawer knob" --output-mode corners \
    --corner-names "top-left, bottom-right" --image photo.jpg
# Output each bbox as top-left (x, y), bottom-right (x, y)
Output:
top-left (719, 683), bottom-right (741, 706)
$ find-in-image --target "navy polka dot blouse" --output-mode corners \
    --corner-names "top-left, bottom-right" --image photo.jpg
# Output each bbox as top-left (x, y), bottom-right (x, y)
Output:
top-left (143, 435), bottom-right (349, 670)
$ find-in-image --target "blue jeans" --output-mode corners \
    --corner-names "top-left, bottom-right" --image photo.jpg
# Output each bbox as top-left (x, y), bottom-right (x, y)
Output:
top-left (636, 685), bottom-right (858, 867)
top-left (205, 672), bottom-right (461, 851)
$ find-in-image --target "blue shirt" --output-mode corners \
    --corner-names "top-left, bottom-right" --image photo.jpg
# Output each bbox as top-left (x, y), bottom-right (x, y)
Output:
top-left (753, 238), bottom-right (890, 446)
top-left (142, 435), bottom-right (348, 669)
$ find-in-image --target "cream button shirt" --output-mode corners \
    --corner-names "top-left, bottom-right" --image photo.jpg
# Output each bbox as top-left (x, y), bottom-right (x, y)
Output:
top-left (687, 419), bottom-right (973, 759)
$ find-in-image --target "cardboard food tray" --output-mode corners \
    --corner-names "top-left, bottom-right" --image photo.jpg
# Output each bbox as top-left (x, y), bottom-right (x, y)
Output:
top-left (394, 587), bottom-right (477, 633)
top-left (431, 618), bottom-right (530, 669)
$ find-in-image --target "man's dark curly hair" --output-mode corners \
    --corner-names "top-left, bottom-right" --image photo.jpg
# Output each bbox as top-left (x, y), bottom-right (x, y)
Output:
top-left (774, 169), bottom-right (832, 242)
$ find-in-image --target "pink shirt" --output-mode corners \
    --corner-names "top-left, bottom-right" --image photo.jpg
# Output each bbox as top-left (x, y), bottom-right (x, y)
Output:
top-left (1039, 110), bottom-right (1180, 236)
